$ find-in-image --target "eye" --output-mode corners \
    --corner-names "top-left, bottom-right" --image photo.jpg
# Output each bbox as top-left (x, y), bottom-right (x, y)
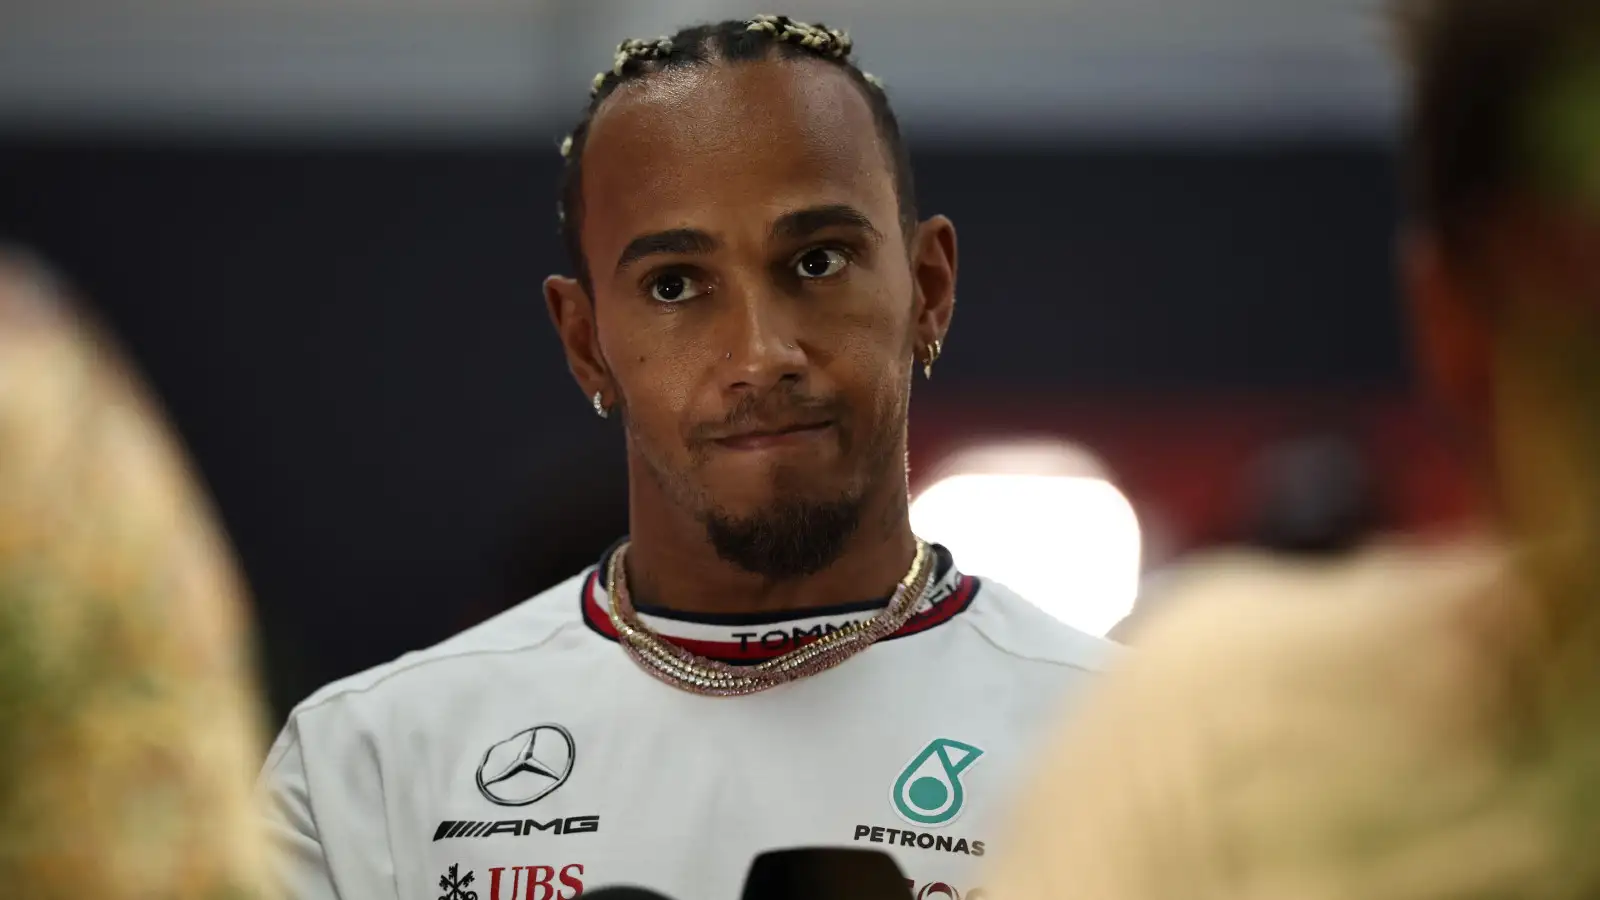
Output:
top-left (648, 271), bottom-right (707, 304)
top-left (794, 247), bottom-right (850, 280)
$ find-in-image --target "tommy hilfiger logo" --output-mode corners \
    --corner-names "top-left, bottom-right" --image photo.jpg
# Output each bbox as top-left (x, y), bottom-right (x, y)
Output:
top-left (579, 545), bottom-right (980, 664)
top-left (434, 816), bottom-right (600, 841)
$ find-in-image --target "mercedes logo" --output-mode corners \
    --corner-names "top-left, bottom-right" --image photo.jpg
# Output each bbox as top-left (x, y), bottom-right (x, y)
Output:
top-left (475, 724), bottom-right (576, 807)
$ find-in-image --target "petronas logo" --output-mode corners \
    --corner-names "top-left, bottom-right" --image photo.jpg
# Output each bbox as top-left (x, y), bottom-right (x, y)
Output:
top-left (891, 738), bottom-right (984, 827)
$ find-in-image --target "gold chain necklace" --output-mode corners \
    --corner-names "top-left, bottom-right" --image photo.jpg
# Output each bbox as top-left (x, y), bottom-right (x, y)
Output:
top-left (604, 539), bottom-right (934, 696)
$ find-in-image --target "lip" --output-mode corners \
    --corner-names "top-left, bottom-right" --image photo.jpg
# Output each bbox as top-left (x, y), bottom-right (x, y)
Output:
top-left (712, 420), bottom-right (835, 451)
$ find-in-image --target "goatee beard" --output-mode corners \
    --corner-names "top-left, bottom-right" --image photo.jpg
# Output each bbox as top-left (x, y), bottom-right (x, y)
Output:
top-left (701, 495), bottom-right (864, 581)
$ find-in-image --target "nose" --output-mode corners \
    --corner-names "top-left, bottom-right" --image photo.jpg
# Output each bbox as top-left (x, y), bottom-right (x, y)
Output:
top-left (718, 280), bottom-right (807, 394)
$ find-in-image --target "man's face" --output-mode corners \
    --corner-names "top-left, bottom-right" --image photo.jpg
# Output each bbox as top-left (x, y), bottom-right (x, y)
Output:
top-left (547, 58), bottom-right (953, 578)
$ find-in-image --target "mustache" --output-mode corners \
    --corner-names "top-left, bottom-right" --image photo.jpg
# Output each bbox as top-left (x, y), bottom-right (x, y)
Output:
top-left (687, 390), bottom-right (843, 443)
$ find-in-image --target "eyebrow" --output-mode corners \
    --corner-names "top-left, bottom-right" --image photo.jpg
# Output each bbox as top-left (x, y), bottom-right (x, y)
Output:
top-left (614, 228), bottom-right (719, 276)
top-left (771, 204), bottom-right (884, 244)
top-left (611, 205), bottom-right (883, 277)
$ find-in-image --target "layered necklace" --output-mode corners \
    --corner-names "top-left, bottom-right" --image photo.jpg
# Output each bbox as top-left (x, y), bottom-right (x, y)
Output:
top-left (603, 539), bottom-right (934, 697)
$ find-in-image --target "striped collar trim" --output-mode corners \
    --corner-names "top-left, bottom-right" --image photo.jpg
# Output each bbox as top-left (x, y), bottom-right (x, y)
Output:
top-left (579, 542), bottom-right (978, 664)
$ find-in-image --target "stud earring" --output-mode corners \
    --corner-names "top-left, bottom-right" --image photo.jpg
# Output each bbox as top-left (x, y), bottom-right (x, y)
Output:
top-left (592, 390), bottom-right (608, 419)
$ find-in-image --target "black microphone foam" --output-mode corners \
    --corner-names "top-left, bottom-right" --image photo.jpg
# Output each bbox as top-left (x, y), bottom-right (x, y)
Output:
top-left (740, 848), bottom-right (914, 900)
top-left (582, 887), bottom-right (678, 900)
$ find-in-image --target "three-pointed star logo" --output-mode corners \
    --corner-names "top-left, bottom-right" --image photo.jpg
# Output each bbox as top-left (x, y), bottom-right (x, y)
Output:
top-left (483, 731), bottom-right (562, 784)
top-left (475, 724), bottom-right (575, 806)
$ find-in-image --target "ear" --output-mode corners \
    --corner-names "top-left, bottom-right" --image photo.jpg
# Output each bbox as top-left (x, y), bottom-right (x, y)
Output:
top-left (1404, 228), bottom-right (1494, 434)
top-left (909, 215), bottom-right (958, 358)
top-left (543, 275), bottom-right (612, 404)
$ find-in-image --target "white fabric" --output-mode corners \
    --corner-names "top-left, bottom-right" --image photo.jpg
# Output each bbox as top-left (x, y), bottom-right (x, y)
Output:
top-left (260, 551), bottom-right (1117, 900)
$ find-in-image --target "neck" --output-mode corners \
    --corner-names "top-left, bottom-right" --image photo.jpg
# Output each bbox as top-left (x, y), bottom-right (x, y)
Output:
top-left (624, 480), bottom-right (918, 618)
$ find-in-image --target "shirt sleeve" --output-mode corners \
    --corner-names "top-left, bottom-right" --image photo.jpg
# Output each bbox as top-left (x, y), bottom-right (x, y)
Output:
top-left (261, 724), bottom-right (348, 900)
top-left (262, 702), bottom-right (407, 900)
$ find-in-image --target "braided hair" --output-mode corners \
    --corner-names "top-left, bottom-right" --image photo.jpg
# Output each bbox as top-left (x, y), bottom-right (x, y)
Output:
top-left (555, 15), bottom-right (917, 289)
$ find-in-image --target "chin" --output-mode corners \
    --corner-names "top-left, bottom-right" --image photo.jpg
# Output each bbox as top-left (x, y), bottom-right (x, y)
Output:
top-left (697, 473), bottom-right (850, 518)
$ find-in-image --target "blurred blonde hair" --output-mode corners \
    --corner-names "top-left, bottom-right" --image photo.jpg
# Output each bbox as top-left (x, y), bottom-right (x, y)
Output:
top-left (0, 248), bottom-right (273, 900)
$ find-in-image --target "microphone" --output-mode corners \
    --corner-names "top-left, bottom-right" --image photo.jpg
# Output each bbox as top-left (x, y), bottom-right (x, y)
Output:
top-left (582, 889), bottom-right (678, 900)
top-left (741, 848), bottom-right (914, 900)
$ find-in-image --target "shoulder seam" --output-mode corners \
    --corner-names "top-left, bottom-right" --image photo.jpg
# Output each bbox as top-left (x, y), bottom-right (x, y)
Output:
top-left (954, 610), bottom-right (1110, 675)
top-left (261, 726), bottom-right (298, 777)
top-left (290, 619), bottom-right (587, 718)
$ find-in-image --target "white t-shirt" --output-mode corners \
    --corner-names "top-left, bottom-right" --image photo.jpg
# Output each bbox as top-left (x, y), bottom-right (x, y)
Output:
top-left (261, 543), bottom-right (1117, 900)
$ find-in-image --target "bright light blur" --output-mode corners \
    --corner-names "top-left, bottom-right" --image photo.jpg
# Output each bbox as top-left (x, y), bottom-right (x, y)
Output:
top-left (911, 444), bottom-right (1142, 637)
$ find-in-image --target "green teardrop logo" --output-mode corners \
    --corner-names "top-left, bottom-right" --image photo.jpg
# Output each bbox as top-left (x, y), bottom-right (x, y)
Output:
top-left (891, 738), bottom-right (984, 827)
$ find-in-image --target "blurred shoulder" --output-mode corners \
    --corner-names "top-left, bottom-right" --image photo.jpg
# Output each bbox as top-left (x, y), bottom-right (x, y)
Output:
top-left (989, 539), bottom-right (1511, 900)
top-left (0, 251), bottom-right (272, 900)
top-left (1105, 537), bottom-right (1508, 720)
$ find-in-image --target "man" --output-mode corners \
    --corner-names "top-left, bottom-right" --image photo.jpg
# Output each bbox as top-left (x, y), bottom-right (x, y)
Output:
top-left (992, 1), bottom-right (1600, 897)
top-left (0, 248), bottom-right (273, 899)
top-left (262, 16), bottom-right (1114, 900)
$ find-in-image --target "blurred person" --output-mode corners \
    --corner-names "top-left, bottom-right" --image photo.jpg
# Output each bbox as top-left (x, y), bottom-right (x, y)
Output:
top-left (0, 248), bottom-right (273, 899)
top-left (262, 15), bottom-right (1114, 900)
top-left (1110, 431), bottom-right (1381, 642)
top-left (991, 0), bottom-right (1600, 897)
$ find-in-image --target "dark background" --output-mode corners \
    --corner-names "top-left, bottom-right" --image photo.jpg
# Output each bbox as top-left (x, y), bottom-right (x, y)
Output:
top-left (1, 139), bottom-right (1406, 721)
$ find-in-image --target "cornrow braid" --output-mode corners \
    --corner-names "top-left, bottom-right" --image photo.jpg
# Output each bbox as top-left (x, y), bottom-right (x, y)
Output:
top-left (589, 36), bottom-right (676, 102)
top-left (746, 14), bottom-right (852, 58)
top-left (554, 14), bottom-right (917, 290)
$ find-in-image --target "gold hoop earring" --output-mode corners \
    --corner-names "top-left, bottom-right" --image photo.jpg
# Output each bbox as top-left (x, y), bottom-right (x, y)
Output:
top-left (923, 339), bottom-right (942, 380)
